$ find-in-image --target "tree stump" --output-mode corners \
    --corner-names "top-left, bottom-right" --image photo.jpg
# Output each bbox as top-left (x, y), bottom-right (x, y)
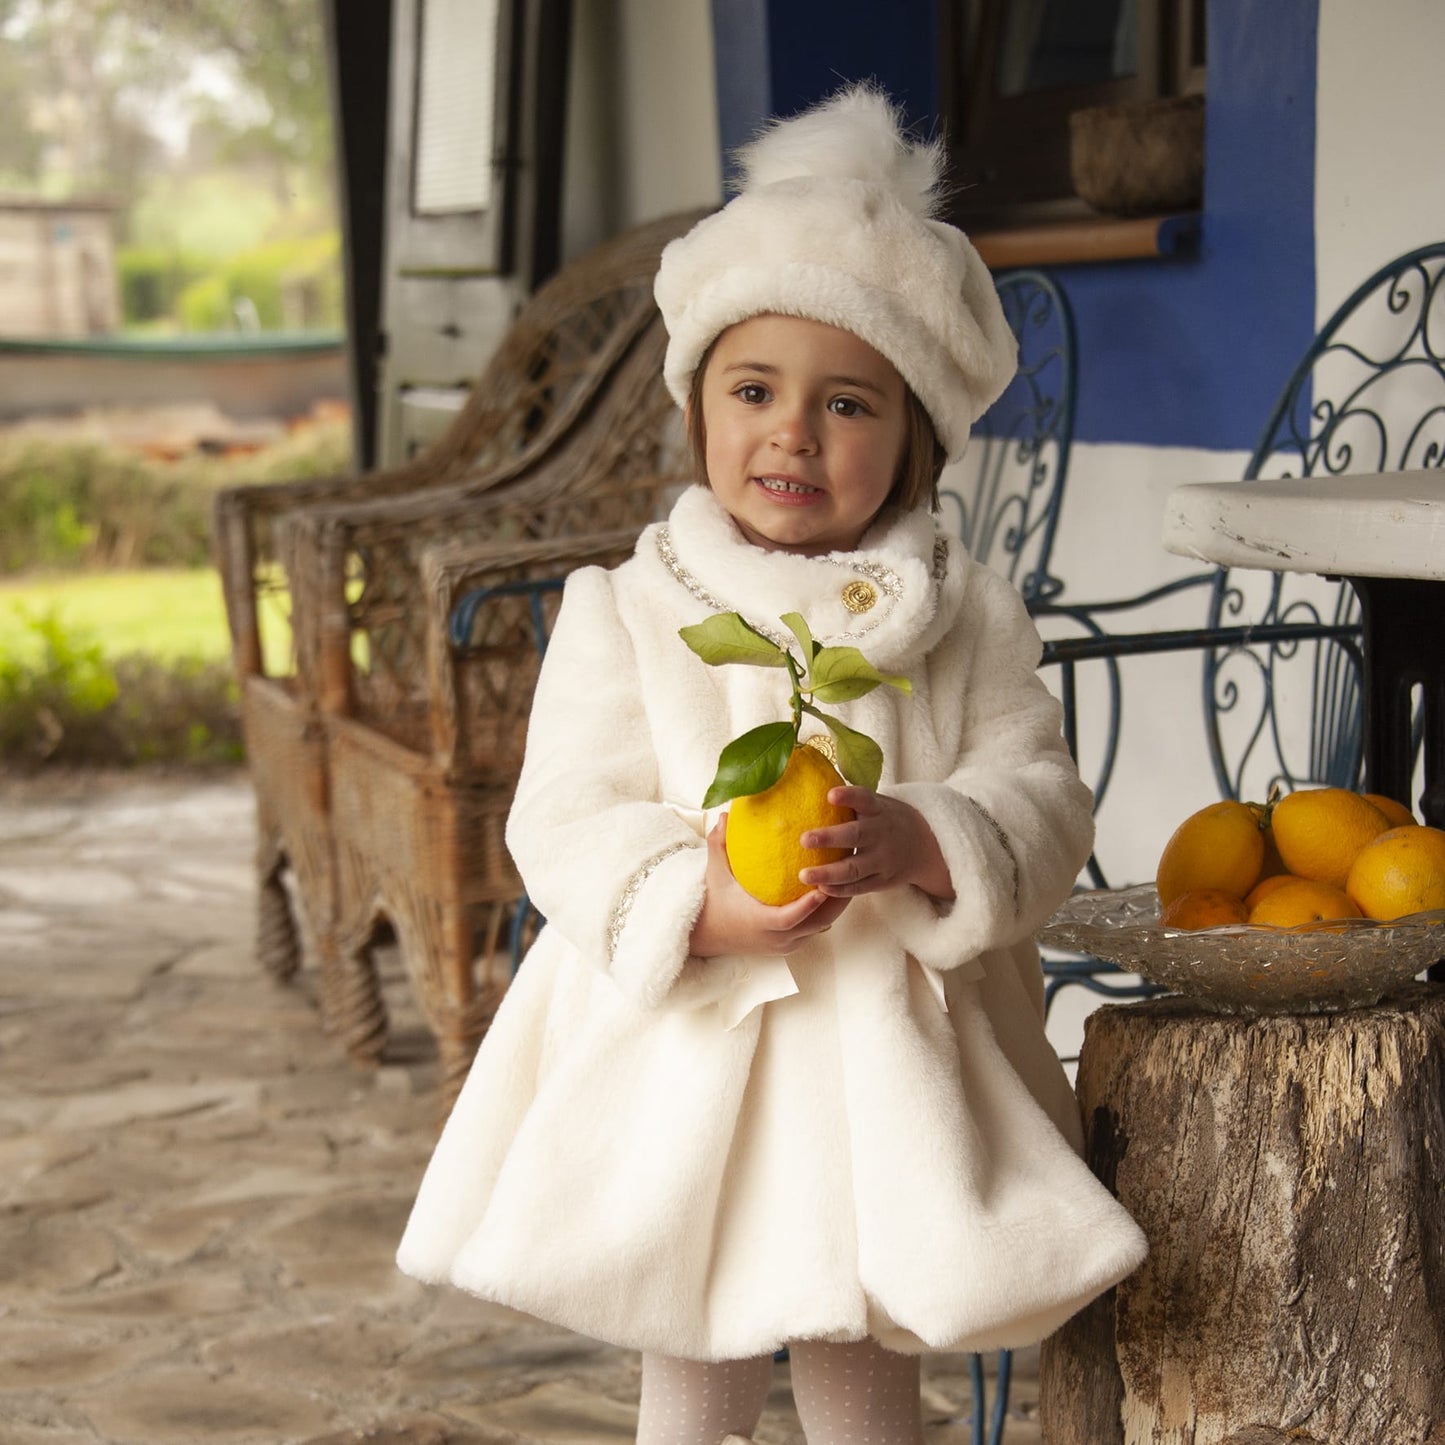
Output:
top-left (1041, 983), bottom-right (1445, 1445)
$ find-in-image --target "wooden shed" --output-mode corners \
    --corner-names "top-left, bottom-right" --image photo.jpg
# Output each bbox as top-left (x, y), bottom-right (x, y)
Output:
top-left (0, 195), bottom-right (123, 339)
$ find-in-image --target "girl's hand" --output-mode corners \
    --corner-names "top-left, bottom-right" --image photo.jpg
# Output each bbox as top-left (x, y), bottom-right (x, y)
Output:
top-left (798, 787), bottom-right (956, 902)
top-left (689, 816), bottom-right (851, 957)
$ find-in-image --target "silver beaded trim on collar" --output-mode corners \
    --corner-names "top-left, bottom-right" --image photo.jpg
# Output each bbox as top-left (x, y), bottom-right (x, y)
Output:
top-left (653, 525), bottom-right (943, 645)
top-left (654, 527), bottom-right (788, 646)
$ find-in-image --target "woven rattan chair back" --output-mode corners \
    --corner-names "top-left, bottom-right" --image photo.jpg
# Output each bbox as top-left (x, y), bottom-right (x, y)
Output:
top-left (213, 208), bottom-right (703, 688)
top-left (292, 307), bottom-right (686, 753)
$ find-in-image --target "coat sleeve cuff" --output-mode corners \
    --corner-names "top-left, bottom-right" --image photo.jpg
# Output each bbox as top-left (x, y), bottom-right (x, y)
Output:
top-left (606, 843), bottom-right (708, 1008)
top-left (881, 782), bottom-right (1021, 969)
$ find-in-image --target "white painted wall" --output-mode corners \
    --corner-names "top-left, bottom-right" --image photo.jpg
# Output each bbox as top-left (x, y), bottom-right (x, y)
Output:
top-left (1314, 0), bottom-right (1445, 322)
top-left (1030, 444), bottom-right (1253, 1065)
top-left (1048, 0), bottom-right (1445, 891)
top-left (561, 0), bottom-right (721, 263)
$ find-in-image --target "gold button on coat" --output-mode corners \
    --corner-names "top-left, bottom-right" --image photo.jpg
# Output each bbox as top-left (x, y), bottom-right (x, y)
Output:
top-left (841, 579), bottom-right (877, 613)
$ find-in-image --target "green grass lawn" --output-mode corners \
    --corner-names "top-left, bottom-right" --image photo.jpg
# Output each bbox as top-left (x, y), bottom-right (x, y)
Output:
top-left (0, 568), bottom-right (292, 672)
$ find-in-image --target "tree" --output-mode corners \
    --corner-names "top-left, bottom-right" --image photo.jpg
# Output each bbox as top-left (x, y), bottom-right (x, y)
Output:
top-left (122, 0), bottom-right (333, 174)
top-left (0, 0), bottom-right (333, 205)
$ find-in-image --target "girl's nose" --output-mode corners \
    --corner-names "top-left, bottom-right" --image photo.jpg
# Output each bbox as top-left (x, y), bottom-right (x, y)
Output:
top-left (770, 403), bottom-right (819, 454)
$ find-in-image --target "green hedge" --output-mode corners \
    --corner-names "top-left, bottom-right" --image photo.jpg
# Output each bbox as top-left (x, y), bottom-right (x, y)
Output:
top-left (0, 611), bottom-right (241, 769)
top-left (119, 233), bottom-right (343, 333)
top-left (177, 233), bottom-right (343, 332)
top-left (116, 247), bottom-right (210, 327)
top-left (0, 419), bottom-right (352, 575)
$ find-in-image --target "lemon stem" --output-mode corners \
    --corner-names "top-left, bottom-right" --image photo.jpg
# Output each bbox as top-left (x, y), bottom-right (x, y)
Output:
top-left (783, 650), bottom-right (805, 743)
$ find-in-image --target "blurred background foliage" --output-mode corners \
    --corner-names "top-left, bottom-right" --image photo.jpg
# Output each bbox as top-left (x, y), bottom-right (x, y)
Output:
top-left (0, 0), bottom-right (345, 765)
top-left (0, 0), bottom-right (341, 333)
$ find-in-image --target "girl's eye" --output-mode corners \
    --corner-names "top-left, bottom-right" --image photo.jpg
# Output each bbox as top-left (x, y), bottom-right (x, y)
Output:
top-left (735, 383), bottom-right (770, 405)
top-left (829, 396), bottom-right (866, 417)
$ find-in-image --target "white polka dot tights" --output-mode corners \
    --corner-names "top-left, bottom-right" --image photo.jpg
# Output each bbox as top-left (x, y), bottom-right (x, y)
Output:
top-left (636, 1337), bottom-right (924, 1444)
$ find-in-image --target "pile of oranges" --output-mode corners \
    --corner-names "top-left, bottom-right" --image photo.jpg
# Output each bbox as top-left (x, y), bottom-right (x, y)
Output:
top-left (1155, 787), bottom-right (1445, 931)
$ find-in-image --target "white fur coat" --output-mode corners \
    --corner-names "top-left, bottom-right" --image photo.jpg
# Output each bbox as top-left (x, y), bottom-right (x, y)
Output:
top-left (396, 485), bottom-right (1146, 1361)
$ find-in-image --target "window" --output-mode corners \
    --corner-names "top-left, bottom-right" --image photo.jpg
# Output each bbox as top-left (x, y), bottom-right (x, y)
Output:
top-left (413, 0), bottom-right (505, 216)
top-left (939, 0), bottom-right (1206, 226)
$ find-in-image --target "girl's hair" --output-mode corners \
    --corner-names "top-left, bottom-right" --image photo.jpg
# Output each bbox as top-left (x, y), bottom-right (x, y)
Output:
top-left (685, 341), bottom-right (948, 516)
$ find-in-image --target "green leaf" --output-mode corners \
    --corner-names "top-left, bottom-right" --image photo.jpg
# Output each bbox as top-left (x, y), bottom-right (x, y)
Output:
top-left (809, 646), bottom-right (912, 703)
top-left (701, 721), bottom-right (796, 808)
top-left (811, 675), bottom-right (881, 703)
top-left (779, 611), bottom-right (817, 664)
top-left (817, 712), bottom-right (884, 791)
top-left (678, 613), bottom-right (787, 668)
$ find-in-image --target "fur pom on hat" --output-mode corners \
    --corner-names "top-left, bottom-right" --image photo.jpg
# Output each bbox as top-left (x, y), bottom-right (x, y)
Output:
top-left (654, 86), bottom-right (1017, 463)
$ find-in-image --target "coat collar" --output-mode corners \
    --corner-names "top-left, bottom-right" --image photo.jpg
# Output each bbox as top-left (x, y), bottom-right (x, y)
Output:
top-left (647, 485), bottom-right (958, 670)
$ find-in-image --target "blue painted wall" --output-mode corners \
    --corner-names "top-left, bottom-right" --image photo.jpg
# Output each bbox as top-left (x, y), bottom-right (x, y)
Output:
top-left (709, 0), bottom-right (938, 185)
top-left (709, 0), bottom-right (1319, 452)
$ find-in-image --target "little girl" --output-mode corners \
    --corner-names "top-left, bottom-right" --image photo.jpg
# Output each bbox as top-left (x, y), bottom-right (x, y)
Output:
top-left (398, 86), bottom-right (1146, 1444)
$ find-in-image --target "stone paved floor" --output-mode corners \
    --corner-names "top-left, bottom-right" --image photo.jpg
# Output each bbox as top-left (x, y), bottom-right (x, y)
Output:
top-left (0, 770), bottom-right (1042, 1444)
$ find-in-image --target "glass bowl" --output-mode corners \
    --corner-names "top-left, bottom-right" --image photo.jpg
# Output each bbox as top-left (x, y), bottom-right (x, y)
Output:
top-left (1039, 884), bottom-right (1445, 1014)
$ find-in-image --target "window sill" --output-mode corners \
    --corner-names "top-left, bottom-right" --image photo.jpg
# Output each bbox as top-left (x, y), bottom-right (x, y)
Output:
top-left (971, 212), bottom-right (1202, 271)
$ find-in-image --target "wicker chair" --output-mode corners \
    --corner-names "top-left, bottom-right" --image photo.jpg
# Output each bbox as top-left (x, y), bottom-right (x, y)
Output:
top-left (322, 529), bottom-right (645, 1108)
top-left (285, 318), bottom-right (692, 1104)
top-left (213, 210), bottom-right (701, 1061)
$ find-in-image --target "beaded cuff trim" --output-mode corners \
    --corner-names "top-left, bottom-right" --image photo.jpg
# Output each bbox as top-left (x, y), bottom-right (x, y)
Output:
top-left (967, 798), bottom-right (1021, 914)
top-left (607, 842), bottom-right (693, 961)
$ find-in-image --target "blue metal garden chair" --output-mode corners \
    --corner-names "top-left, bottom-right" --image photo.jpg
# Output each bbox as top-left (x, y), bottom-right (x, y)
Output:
top-left (1199, 241), bottom-right (1443, 802)
top-left (940, 268), bottom-right (1075, 608)
top-left (1038, 242), bottom-right (1443, 820)
top-left (1031, 247), bottom-right (1445, 1027)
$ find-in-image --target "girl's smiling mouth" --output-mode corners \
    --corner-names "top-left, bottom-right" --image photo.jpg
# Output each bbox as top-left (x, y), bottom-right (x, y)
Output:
top-left (755, 475), bottom-right (822, 498)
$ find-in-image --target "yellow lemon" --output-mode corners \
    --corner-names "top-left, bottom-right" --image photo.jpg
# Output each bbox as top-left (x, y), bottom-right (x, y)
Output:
top-left (1345, 825), bottom-right (1445, 921)
top-left (1156, 800), bottom-right (1267, 908)
top-left (726, 744), bottom-right (853, 905)
top-left (1270, 787), bottom-right (1390, 889)
top-left (1247, 877), bottom-right (1363, 929)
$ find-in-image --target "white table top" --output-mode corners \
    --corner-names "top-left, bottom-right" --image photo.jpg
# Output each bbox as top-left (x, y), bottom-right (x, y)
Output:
top-left (1162, 469), bottom-right (1445, 582)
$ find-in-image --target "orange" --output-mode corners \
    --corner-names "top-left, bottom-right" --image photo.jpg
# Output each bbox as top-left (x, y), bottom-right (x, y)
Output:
top-left (1159, 889), bottom-right (1250, 931)
top-left (1258, 823), bottom-right (1289, 882)
top-left (1269, 788), bottom-right (1390, 890)
top-left (1345, 825), bottom-right (1445, 921)
top-left (726, 744), bottom-right (853, 905)
top-left (1247, 877), bottom-right (1363, 929)
top-left (1244, 872), bottom-right (1300, 910)
top-left (1362, 793), bottom-right (1417, 829)
top-left (1155, 800), bottom-right (1267, 907)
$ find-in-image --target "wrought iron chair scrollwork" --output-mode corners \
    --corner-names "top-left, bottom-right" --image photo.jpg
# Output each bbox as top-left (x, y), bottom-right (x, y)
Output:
top-left (941, 268), bottom-right (1075, 606)
top-left (1037, 243), bottom-right (1443, 834)
top-left (1201, 242), bottom-right (1444, 804)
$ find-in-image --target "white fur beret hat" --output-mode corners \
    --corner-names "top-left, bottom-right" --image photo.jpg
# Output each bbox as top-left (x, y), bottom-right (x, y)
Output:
top-left (654, 85), bottom-right (1017, 463)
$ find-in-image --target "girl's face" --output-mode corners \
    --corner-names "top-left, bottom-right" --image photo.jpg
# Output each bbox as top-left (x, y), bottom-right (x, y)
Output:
top-left (696, 313), bottom-right (909, 557)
